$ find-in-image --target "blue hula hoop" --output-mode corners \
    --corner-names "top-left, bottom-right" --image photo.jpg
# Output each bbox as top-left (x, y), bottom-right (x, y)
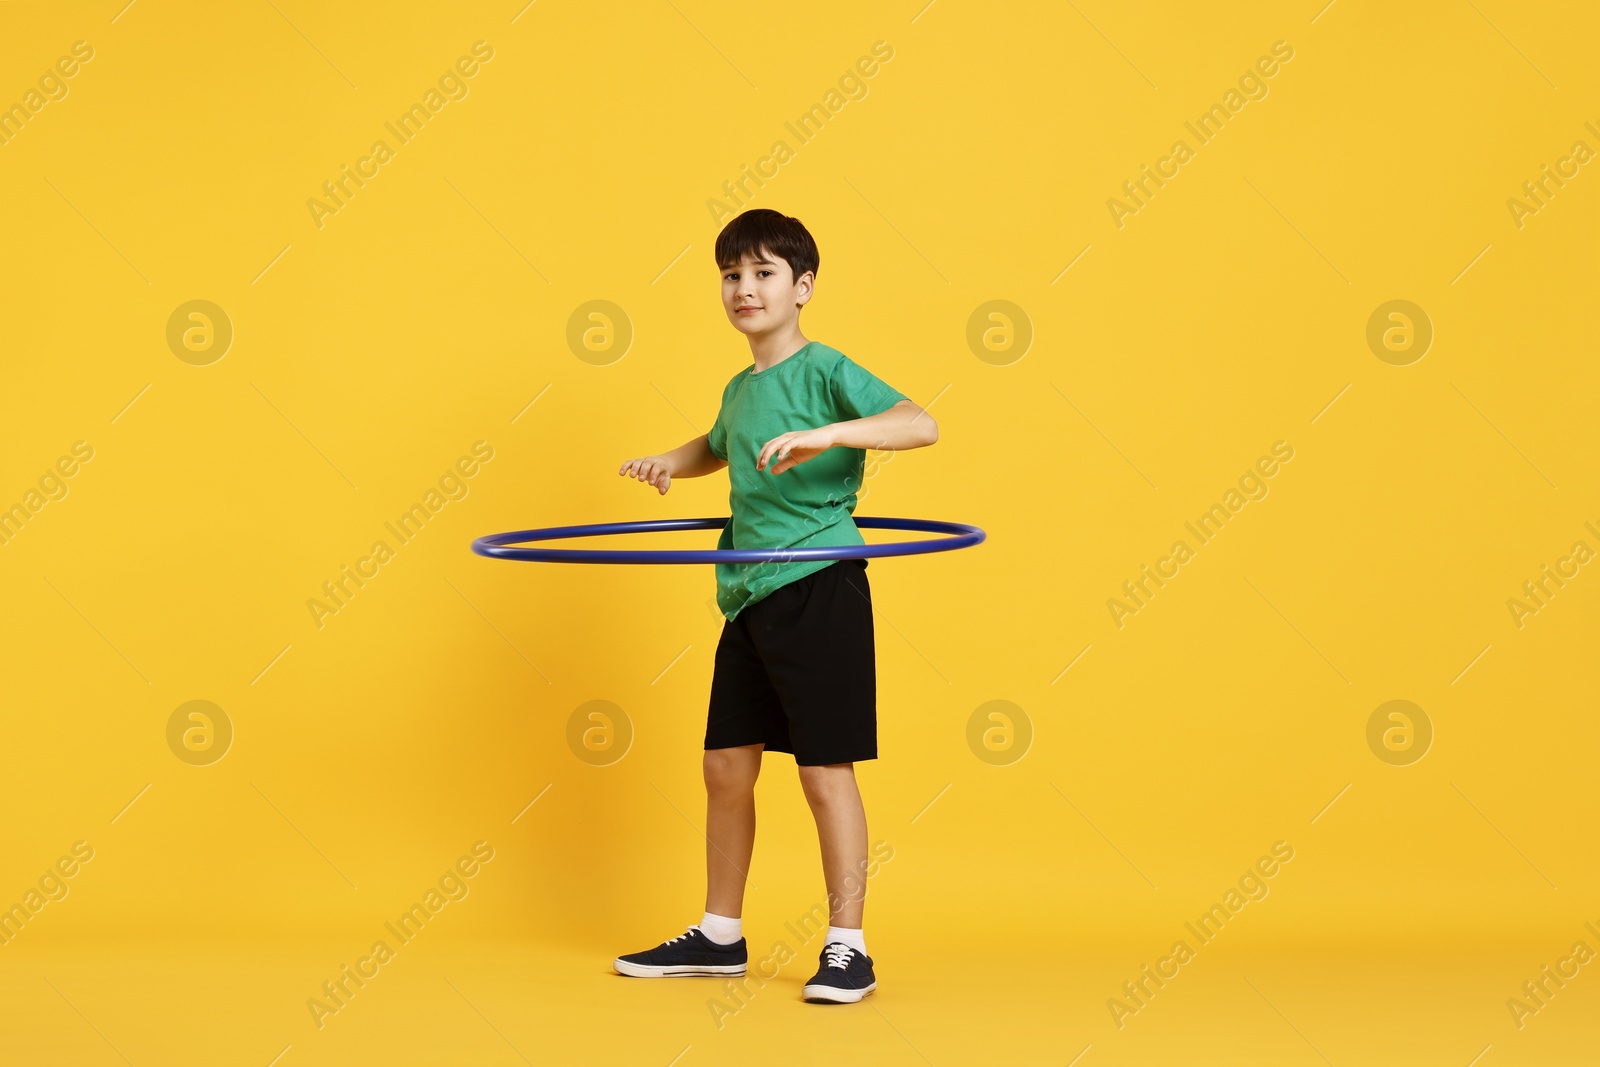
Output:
top-left (471, 516), bottom-right (985, 564)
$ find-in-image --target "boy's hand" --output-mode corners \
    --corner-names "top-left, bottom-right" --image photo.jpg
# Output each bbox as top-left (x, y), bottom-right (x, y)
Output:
top-left (619, 455), bottom-right (674, 495)
top-left (756, 426), bottom-right (836, 475)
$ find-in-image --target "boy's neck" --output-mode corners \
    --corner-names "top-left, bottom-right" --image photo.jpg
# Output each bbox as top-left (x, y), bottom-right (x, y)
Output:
top-left (748, 326), bottom-right (810, 373)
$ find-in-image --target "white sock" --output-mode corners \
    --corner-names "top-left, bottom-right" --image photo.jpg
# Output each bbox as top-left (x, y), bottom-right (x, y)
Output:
top-left (698, 911), bottom-right (742, 945)
top-left (826, 924), bottom-right (867, 956)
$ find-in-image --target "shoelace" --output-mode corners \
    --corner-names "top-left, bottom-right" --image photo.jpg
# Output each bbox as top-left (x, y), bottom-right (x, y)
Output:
top-left (664, 926), bottom-right (700, 947)
top-left (824, 943), bottom-right (854, 970)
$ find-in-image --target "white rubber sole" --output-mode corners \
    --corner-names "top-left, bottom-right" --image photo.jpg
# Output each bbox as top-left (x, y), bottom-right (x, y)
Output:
top-left (614, 958), bottom-right (747, 978)
top-left (802, 981), bottom-right (877, 1003)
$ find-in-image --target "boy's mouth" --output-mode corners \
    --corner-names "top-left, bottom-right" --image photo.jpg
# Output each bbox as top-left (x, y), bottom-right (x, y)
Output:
top-left (736, 306), bottom-right (762, 315)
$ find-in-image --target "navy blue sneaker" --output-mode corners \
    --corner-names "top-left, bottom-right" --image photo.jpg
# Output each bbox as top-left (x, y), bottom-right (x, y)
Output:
top-left (802, 942), bottom-right (877, 1003)
top-left (614, 926), bottom-right (748, 978)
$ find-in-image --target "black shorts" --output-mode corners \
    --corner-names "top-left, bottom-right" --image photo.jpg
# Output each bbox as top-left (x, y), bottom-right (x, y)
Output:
top-left (705, 558), bottom-right (877, 766)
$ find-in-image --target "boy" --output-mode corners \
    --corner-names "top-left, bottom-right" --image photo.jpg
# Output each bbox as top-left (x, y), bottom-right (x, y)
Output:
top-left (613, 208), bottom-right (937, 1003)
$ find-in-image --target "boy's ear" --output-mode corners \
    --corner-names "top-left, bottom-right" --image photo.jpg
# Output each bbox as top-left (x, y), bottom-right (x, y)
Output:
top-left (795, 270), bottom-right (814, 307)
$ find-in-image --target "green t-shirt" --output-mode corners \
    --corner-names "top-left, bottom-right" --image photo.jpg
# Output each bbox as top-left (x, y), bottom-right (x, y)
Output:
top-left (707, 340), bottom-right (910, 620)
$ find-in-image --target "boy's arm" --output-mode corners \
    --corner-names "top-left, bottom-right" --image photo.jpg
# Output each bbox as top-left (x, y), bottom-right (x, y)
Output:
top-left (827, 398), bottom-right (938, 450)
top-left (619, 433), bottom-right (726, 495)
top-left (755, 399), bottom-right (937, 475)
top-left (661, 433), bottom-right (728, 478)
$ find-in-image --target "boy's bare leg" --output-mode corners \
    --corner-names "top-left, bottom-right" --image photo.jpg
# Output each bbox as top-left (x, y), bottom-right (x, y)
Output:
top-left (704, 744), bottom-right (763, 916)
top-left (797, 763), bottom-right (869, 927)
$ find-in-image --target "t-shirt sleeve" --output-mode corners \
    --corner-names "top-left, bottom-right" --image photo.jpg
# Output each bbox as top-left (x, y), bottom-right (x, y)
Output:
top-left (707, 407), bottom-right (727, 461)
top-left (707, 388), bottom-right (729, 461)
top-left (829, 354), bottom-right (910, 422)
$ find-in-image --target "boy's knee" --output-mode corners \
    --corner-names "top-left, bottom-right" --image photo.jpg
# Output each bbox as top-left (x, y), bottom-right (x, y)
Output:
top-left (704, 746), bottom-right (761, 791)
top-left (797, 763), bottom-right (854, 804)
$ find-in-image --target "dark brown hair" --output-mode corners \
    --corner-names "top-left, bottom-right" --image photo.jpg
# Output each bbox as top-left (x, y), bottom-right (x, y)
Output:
top-left (714, 208), bottom-right (819, 282)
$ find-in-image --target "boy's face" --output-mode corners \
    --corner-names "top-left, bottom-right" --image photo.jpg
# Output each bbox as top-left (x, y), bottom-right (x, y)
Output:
top-left (720, 248), bottom-right (812, 338)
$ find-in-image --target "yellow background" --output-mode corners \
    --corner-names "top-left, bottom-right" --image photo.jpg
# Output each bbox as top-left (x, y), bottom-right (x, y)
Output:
top-left (1, 0), bottom-right (1596, 1063)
